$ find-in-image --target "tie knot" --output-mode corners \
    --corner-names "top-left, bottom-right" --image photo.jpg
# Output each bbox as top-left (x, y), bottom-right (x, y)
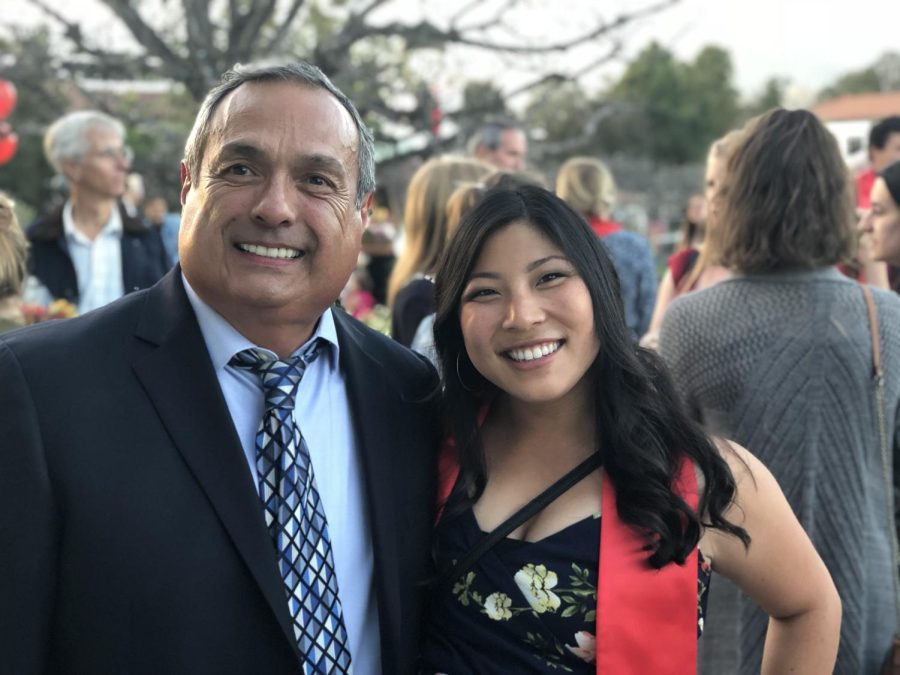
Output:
top-left (229, 342), bottom-right (321, 410)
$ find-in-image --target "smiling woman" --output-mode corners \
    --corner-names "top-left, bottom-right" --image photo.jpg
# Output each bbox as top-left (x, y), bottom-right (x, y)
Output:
top-left (859, 161), bottom-right (900, 277)
top-left (419, 185), bottom-right (841, 674)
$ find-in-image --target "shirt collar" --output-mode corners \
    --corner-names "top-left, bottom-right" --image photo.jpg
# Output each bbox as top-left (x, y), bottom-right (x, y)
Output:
top-left (62, 200), bottom-right (123, 243)
top-left (182, 273), bottom-right (339, 371)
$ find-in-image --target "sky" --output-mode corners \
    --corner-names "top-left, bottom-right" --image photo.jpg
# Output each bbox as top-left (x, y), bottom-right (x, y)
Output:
top-left (4, 0), bottom-right (895, 105)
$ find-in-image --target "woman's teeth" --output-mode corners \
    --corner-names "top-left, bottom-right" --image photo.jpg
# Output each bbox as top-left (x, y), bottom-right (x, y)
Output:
top-left (506, 341), bottom-right (561, 362)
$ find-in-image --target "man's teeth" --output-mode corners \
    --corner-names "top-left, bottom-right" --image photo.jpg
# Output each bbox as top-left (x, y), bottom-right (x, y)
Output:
top-left (507, 341), bottom-right (561, 362)
top-left (238, 243), bottom-right (301, 259)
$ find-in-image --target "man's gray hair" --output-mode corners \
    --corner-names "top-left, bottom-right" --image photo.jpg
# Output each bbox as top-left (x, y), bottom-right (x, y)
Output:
top-left (183, 62), bottom-right (376, 209)
top-left (43, 111), bottom-right (125, 173)
top-left (467, 118), bottom-right (523, 155)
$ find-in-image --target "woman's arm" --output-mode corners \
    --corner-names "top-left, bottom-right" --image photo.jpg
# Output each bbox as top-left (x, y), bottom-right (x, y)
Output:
top-left (700, 442), bottom-right (842, 675)
top-left (639, 269), bottom-right (676, 350)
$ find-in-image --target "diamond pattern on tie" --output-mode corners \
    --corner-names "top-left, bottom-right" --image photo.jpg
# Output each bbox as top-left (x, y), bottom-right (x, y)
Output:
top-left (230, 343), bottom-right (352, 674)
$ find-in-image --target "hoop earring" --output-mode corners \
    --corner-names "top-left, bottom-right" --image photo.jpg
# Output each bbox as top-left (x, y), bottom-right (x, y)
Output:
top-left (455, 351), bottom-right (479, 393)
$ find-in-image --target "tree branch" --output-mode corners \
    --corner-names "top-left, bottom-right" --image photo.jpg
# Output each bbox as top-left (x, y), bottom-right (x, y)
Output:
top-left (25, 0), bottom-right (116, 60)
top-left (356, 0), bottom-right (391, 21)
top-left (357, 0), bottom-right (676, 56)
top-left (449, 0), bottom-right (489, 28)
top-left (264, 0), bottom-right (308, 54)
top-left (456, 0), bottom-right (517, 33)
top-left (231, 0), bottom-right (280, 63)
top-left (183, 0), bottom-right (221, 84)
top-left (98, 0), bottom-right (185, 65)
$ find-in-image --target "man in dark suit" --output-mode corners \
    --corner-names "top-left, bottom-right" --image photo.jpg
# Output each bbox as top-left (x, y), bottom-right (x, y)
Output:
top-left (26, 110), bottom-right (169, 313)
top-left (0, 63), bottom-right (439, 674)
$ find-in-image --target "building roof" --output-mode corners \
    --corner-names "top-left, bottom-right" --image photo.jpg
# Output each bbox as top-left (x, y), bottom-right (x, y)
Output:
top-left (812, 91), bottom-right (900, 122)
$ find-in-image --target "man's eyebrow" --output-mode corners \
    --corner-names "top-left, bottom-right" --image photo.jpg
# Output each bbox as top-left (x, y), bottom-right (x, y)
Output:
top-left (213, 145), bottom-right (346, 177)
top-left (467, 255), bottom-right (571, 281)
top-left (298, 153), bottom-right (347, 176)
top-left (216, 142), bottom-right (267, 162)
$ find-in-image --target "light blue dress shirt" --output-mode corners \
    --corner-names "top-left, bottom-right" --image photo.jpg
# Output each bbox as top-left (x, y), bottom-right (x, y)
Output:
top-left (183, 277), bottom-right (381, 674)
top-left (62, 201), bottom-right (124, 313)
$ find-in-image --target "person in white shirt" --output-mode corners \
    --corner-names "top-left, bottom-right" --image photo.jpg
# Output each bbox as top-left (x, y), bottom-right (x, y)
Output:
top-left (25, 111), bottom-right (168, 313)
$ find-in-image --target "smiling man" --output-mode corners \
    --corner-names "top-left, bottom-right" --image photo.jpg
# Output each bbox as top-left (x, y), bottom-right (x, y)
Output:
top-left (0, 63), bottom-right (439, 675)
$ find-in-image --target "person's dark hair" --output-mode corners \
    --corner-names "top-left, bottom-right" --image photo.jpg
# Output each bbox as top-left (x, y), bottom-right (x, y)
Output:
top-left (433, 185), bottom-right (749, 568)
top-left (483, 168), bottom-right (548, 190)
top-left (183, 61), bottom-right (375, 209)
top-left (713, 108), bottom-right (855, 273)
top-left (869, 115), bottom-right (900, 150)
top-left (880, 160), bottom-right (900, 206)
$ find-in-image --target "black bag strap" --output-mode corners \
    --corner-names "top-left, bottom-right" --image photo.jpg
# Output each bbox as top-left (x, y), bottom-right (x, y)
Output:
top-left (434, 451), bottom-right (603, 597)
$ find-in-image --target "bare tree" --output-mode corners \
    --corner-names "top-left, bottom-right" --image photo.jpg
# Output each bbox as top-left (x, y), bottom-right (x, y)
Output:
top-left (20, 0), bottom-right (678, 160)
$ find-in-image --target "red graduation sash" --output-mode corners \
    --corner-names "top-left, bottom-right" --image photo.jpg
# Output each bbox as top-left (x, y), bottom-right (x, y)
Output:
top-left (596, 460), bottom-right (698, 674)
top-left (435, 444), bottom-right (699, 674)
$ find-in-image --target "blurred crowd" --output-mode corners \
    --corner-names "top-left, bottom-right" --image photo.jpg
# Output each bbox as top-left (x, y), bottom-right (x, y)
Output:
top-left (1, 87), bottom-right (900, 675)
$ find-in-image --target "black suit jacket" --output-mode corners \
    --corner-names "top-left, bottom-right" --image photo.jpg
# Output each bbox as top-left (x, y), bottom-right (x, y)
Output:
top-left (26, 202), bottom-right (171, 304)
top-left (0, 269), bottom-right (440, 674)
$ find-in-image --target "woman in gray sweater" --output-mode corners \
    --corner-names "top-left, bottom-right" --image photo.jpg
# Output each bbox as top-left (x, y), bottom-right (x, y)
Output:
top-left (660, 109), bottom-right (900, 674)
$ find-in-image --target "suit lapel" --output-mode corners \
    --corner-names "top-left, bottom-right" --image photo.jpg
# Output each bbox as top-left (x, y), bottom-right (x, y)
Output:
top-left (131, 269), bottom-right (301, 658)
top-left (332, 310), bottom-right (404, 664)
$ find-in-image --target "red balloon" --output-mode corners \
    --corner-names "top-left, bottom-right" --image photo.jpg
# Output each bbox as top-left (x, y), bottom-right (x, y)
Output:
top-left (0, 132), bottom-right (18, 166)
top-left (0, 81), bottom-right (17, 120)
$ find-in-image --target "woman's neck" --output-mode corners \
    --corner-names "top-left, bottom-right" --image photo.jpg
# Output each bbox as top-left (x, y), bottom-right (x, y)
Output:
top-left (486, 390), bottom-right (597, 465)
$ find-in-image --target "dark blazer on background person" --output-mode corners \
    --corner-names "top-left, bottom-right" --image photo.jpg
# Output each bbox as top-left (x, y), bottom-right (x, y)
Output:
top-left (0, 267), bottom-right (440, 675)
top-left (26, 201), bottom-right (171, 304)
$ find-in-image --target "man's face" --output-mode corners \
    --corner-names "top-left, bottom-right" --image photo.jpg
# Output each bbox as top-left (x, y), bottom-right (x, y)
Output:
top-left (65, 126), bottom-right (130, 199)
top-left (178, 81), bottom-right (370, 332)
top-left (871, 131), bottom-right (900, 173)
top-left (483, 129), bottom-right (527, 171)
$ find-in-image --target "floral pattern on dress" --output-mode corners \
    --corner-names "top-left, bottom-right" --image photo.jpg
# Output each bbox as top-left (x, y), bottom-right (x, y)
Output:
top-left (515, 564), bottom-right (562, 613)
top-left (424, 508), bottom-right (711, 674)
top-left (565, 631), bottom-right (596, 663)
top-left (452, 554), bottom-right (710, 670)
top-left (484, 593), bottom-right (513, 621)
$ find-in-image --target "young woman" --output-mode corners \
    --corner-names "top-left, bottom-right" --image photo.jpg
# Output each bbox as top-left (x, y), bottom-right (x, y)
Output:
top-left (640, 132), bottom-right (738, 350)
top-left (858, 160), bottom-right (900, 292)
top-left (556, 156), bottom-right (657, 339)
top-left (388, 156), bottom-right (492, 346)
top-left (660, 109), bottom-right (900, 674)
top-left (420, 186), bottom-right (840, 674)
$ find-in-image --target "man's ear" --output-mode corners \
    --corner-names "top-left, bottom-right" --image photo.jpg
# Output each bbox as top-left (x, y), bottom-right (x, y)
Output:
top-left (359, 191), bottom-right (374, 230)
top-left (179, 161), bottom-right (191, 205)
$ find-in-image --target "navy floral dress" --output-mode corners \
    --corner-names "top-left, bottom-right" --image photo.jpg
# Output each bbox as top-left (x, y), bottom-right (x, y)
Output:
top-left (421, 505), bottom-right (711, 674)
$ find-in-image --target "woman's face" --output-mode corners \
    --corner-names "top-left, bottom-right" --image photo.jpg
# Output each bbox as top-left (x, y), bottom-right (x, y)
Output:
top-left (704, 153), bottom-right (725, 227)
top-left (458, 220), bottom-right (600, 407)
top-left (859, 178), bottom-right (900, 265)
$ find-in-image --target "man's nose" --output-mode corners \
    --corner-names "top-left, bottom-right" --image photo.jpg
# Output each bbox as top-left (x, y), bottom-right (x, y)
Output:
top-left (252, 176), bottom-right (296, 227)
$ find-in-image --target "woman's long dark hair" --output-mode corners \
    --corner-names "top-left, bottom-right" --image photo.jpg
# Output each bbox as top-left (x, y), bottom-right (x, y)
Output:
top-left (433, 185), bottom-right (749, 568)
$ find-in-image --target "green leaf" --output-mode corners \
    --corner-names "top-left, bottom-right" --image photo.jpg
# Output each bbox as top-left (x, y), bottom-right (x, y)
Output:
top-left (560, 605), bottom-right (579, 618)
top-left (585, 610), bottom-right (596, 622)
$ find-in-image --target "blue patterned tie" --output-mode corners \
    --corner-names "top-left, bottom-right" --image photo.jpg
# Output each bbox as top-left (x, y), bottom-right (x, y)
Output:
top-left (229, 343), bottom-right (352, 674)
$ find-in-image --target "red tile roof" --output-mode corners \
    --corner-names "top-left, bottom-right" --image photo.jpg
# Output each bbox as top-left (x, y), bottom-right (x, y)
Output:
top-left (812, 92), bottom-right (900, 122)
